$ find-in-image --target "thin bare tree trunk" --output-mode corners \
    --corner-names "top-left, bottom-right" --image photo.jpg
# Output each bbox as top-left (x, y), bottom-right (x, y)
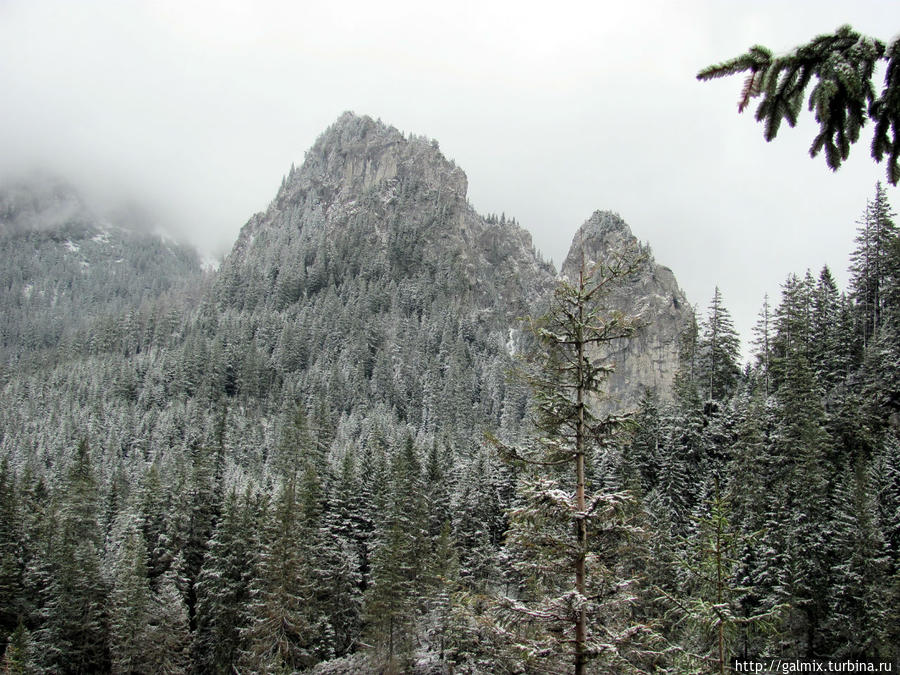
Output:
top-left (574, 266), bottom-right (587, 675)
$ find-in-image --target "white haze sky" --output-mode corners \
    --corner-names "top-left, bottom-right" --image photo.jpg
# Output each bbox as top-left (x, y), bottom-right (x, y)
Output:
top-left (1, 0), bottom-right (898, 355)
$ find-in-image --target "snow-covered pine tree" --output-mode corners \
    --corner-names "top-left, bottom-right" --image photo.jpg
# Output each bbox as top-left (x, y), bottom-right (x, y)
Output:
top-left (850, 183), bottom-right (898, 346)
top-left (165, 441), bottom-right (221, 634)
top-left (726, 390), bottom-right (781, 658)
top-left (490, 246), bottom-right (662, 674)
top-left (824, 459), bottom-right (892, 658)
top-left (667, 479), bottom-right (778, 674)
top-left (107, 515), bottom-right (152, 674)
top-left (363, 434), bottom-right (428, 671)
top-left (34, 439), bottom-right (109, 673)
top-left (752, 294), bottom-right (774, 397)
top-left (771, 352), bottom-right (832, 657)
top-left (321, 451), bottom-right (364, 658)
top-left (620, 389), bottom-right (663, 496)
top-left (237, 477), bottom-right (321, 672)
top-left (0, 456), bottom-right (23, 654)
top-left (452, 449), bottom-right (503, 591)
top-left (771, 272), bottom-right (814, 390)
top-left (143, 567), bottom-right (191, 674)
top-left (810, 266), bottom-right (846, 387)
top-left (192, 487), bottom-right (258, 673)
top-left (697, 287), bottom-right (741, 402)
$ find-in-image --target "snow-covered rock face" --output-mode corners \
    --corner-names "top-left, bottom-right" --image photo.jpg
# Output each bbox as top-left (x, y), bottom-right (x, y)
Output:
top-left (219, 114), bottom-right (691, 410)
top-left (561, 210), bottom-right (693, 410)
top-left (219, 112), bottom-right (556, 322)
top-left (279, 112), bottom-right (468, 210)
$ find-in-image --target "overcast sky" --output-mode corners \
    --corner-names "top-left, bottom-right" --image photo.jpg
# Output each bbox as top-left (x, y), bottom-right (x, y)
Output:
top-left (1, 0), bottom-right (897, 354)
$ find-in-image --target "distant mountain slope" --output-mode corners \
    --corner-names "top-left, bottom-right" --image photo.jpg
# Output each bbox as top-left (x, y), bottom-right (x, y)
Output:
top-left (0, 175), bottom-right (204, 370)
top-left (218, 112), bottom-right (553, 318)
top-left (209, 112), bottom-right (556, 435)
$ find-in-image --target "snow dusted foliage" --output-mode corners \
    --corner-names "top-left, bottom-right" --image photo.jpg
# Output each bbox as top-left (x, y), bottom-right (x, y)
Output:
top-left (0, 175), bottom-right (204, 373)
top-left (0, 118), bottom-right (897, 670)
top-left (625, 182), bottom-right (900, 666)
top-left (488, 249), bottom-right (666, 674)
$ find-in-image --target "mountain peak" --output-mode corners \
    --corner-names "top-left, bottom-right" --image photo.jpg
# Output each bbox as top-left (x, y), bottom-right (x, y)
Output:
top-left (561, 210), bottom-right (692, 408)
top-left (317, 111), bottom-right (403, 149)
top-left (220, 113), bottom-right (551, 320)
top-left (583, 209), bottom-right (631, 235)
top-left (563, 210), bottom-right (635, 269)
top-left (276, 112), bottom-right (467, 210)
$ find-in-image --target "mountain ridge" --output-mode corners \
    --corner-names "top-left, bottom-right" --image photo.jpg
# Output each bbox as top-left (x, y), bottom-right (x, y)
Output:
top-left (0, 113), bottom-right (693, 407)
top-left (217, 112), bottom-right (691, 407)
top-left (561, 210), bottom-right (692, 407)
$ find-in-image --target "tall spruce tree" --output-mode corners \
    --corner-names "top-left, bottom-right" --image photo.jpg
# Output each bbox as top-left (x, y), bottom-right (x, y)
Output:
top-left (0, 456), bottom-right (22, 654)
top-left (238, 478), bottom-right (321, 672)
top-left (825, 459), bottom-right (892, 658)
top-left (850, 183), bottom-right (898, 346)
top-left (697, 287), bottom-right (741, 402)
top-left (143, 566), bottom-right (191, 674)
top-left (668, 479), bottom-right (778, 674)
top-left (751, 294), bottom-right (773, 397)
top-left (193, 487), bottom-right (258, 674)
top-left (107, 516), bottom-right (152, 675)
top-left (771, 272), bottom-right (814, 389)
top-left (772, 354), bottom-right (832, 657)
top-left (810, 266), bottom-right (846, 387)
top-left (364, 434), bottom-right (428, 670)
top-left (491, 247), bottom-right (661, 674)
top-left (35, 439), bottom-right (109, 674)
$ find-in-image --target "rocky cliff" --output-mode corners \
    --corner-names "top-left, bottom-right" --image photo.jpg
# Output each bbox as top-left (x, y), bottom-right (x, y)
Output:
top-left (561, 210), bottom-right (692, 410)
top-left (216, 113), bottom-right (691, 414)
top-left (218, 112), bottom-right (554, 319)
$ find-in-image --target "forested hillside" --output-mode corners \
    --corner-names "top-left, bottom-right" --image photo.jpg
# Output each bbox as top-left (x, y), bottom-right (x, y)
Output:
top-left (617, 183), bottom-right (900, 670)
top-left (0, 115), bottom-right (897, 673)
top-left (0, 175), bottom-right (205, 377)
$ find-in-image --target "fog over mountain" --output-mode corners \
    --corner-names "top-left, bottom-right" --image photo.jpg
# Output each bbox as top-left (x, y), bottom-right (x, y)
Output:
top-left (2, 1), bottom-right (896, 355)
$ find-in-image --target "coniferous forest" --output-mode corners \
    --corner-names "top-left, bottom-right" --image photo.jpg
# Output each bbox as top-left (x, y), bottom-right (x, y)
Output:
top-left (0, 116), bottom-right (898, 673)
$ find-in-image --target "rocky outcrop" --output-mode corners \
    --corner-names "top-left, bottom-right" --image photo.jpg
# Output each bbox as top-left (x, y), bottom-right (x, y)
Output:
top-left (218, 112), bottom-right (555, 320)
top-left (218, 113), bottom-right (690, 411)
top-left (561, 210), bottom-right (692, 410)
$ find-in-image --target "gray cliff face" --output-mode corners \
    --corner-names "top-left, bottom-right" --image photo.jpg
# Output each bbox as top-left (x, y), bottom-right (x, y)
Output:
top-left (219, 112), bottom-right (555, 320)
top-left (219, 113), bottom-right (690, 410)
top-left (561, 210), bottom-right (692, 410)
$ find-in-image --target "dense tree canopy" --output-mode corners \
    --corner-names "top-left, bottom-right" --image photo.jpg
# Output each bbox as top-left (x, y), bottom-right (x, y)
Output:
top-left (1, 126), bottom-right (898, 671)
